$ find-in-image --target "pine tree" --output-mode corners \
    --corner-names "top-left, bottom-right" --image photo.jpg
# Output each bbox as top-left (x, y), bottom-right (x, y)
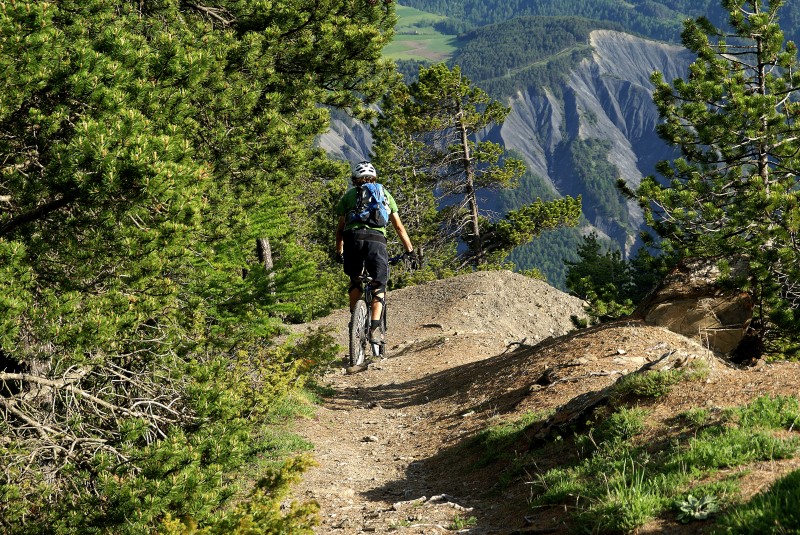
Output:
top-left (374, 63), bottom-right (580, 268)
top-left (0, 0), bottom-right (395, 530)
top-left (637, 0), bottom-right (800, 352)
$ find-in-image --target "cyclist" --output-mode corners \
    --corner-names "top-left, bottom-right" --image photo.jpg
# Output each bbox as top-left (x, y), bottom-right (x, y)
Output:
top-left (335, 161), bottom-right (416, 346)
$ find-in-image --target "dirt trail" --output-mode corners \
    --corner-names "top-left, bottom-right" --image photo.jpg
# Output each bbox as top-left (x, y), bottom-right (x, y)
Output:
top-left (290, 271), bottom-right (586, 534)
top-left (289, 271), bottom-right (800, 534)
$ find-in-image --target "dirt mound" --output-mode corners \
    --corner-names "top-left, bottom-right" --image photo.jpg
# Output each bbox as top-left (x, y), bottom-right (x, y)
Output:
top-left (290, 270), bottom-right (800, 534)
top-left (292, 270), bottom-right (588, 356)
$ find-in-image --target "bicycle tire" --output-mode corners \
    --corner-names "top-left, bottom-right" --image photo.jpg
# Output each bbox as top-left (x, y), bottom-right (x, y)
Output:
top-left (349, 299), bottom-right (369, 367)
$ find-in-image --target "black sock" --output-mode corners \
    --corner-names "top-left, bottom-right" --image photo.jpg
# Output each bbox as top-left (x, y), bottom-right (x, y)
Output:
top-left (370, 319), bottom-right (381, 331)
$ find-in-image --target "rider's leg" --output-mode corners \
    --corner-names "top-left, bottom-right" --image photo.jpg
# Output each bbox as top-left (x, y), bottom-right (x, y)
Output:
top-left (361, 237), bottom-right (388, 346)
top-left (349, 286), bottom-right (362, 312)
top-left (363, 240), bottom-right (388, 321)
top-left (371, 289), bottom-right (384, 320)
top-left (343, 238), bottom-right (364, 313)
top-left (368, 286), bottom-right (385, 348)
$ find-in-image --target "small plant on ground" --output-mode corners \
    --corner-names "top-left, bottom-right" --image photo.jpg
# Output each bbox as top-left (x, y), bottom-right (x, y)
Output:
top-left (611, 360), bottom-right (709, 401)
top-left (388, 519), bottom-right (413, 530)
top-left (676, 493), bottom-right (720, 523)
top-left (593, 407), bottom-right (649, 443)
top-left (578, 457), bottom-right (667, 533)
top-left (449, 514), bottom-right (478, 529)
top-left (680, 407), bottom-right (711, 427)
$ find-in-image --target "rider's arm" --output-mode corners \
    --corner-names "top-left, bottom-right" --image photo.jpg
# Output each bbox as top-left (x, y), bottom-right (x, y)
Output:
top-left (335, 216), bottom-right (346, 255)
top-left (389, 212), bottom-right (414, 253)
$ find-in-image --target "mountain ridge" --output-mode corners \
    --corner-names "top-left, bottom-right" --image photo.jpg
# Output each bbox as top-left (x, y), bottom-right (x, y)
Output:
top-left (494, 29), bottom-right (695, 252)
top-left (319, 28), bottom-right (694, 260)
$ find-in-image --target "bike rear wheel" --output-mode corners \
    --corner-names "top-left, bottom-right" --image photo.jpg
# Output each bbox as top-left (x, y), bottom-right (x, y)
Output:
top-left (349, 299), bottom-right (369, 367)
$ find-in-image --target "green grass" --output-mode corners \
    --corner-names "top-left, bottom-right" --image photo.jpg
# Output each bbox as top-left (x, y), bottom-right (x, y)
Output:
top-left (265, 388), bottom-right (320, 423)
top-left (395, 5), bottom-right (446, 27)
top-left (241, 387), bottom-right (320, 480)
top-left (385, 5), bottom-right (458, 61)
top-left (449, 514), bottom-right (478, 529)
top-left (464, 367), bottom-right (800, 533)
top-left (471, 410), bottom-right (551, 466)
top-left (715, 468), bottom-right (800, 533)
top-left (611, 360), bottom-right (710, 401)
top-left (519, 395), bottom-right (800, 534)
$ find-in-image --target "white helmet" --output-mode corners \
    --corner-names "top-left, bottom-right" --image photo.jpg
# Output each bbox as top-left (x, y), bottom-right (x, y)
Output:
top-left (352, 161), bottom-right (377, 179)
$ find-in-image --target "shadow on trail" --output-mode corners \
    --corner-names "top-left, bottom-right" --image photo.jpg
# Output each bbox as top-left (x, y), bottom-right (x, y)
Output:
top-left (336, 346), bottom-right (546, 530)
top-left (327, 321), bottom-right (626, 412)
top-left (328, 346), bottom-right (537, 411)
top-left (324, 322), bottom-right (641, 532)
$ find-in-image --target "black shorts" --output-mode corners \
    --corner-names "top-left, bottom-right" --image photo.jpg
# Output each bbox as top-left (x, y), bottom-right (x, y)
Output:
top-left (343, 229), bottom-right (389, 291)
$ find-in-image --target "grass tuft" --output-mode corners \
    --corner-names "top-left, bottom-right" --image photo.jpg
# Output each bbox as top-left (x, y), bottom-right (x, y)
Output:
top-left (715, 468), bottom-right (800, 533)
top-left (472, 410), bottom-right (550, 466)
top-left (611, 360), bottom-right (709, 401)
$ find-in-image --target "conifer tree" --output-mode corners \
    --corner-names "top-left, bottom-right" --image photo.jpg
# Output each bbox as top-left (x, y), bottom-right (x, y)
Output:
top-left (0, 0), bottom-right (395, 530)
top-left (374, 63), bottom-right (580, 268)
top-left (637, 0), bottom-right (800, 352)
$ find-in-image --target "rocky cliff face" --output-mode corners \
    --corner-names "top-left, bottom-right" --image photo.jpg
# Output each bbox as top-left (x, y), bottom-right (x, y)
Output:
top-left (316, 110), bottom-right (373, 163)
top-left (318, 30), bottom-right (696, 254)
top-left (497, 30), bottom-right (695, 251)
top-left (503, 31), bottom-right (692, 190)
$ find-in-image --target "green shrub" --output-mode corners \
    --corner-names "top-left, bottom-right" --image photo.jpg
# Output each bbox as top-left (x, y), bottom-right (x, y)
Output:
top-left (611, 361), bottom-right (709, 401)
top-left (161, 456), bottom-right (319, 534)
top-left (680, 408), bottom-right (711, 427)
top-left (593, 407), bottom-right (649, 444)
top-left (2, 330), bottom-right (335, 534)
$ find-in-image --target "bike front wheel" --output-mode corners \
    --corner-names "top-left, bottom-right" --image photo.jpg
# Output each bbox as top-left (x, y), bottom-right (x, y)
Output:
top-left (349, 299), bottom-right (369, 367)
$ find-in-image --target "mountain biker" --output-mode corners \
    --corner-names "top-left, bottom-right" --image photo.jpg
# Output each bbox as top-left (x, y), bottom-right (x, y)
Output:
top-left (335, 161), bottom-right (416, 345)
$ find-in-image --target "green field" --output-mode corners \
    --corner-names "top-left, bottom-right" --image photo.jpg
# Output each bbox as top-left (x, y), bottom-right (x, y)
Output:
top-left (385, 5), bottom-right (458, 61)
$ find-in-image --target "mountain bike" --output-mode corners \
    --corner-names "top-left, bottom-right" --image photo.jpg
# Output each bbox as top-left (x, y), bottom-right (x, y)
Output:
top-left (347, 255), bottom-right (404, 373)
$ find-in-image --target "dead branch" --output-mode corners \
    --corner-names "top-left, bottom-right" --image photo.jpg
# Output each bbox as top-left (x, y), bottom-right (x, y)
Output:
top-left (1, 372), bottom-right (173, 423)
top-left (185, 2), bottom-right (235, 26)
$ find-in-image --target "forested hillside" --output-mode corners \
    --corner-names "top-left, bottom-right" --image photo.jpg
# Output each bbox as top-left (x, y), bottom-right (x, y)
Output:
top-left (398, 0), bottom-right (800, 44)
top-left (451, 16), bottom-right (624, 94)
top-left (318, 1), bottom-right (800, 287)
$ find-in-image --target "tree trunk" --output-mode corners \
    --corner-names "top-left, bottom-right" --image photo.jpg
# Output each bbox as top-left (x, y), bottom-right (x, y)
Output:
top-left (256, 237), bottom-right (274, 271)
top-left (256, 237), bottom-right (276, 294)
top-left (457, 100), bottom-right (482, 265)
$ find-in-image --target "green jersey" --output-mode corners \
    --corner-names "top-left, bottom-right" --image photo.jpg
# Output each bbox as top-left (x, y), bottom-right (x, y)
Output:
top-left (336, 185), bottom-right (398, 237)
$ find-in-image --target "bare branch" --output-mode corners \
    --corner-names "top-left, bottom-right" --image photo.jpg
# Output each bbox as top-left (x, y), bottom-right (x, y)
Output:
top-left (184, 2), bottom-right (236, 26)
top-left (1, 372), bottom-right (174, 423)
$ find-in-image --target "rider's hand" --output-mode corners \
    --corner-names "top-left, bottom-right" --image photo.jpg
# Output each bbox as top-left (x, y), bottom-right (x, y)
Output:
top-left (403, 250), bottom-right (419, 270)
top-left (335, 252), bottom-right (344, 264)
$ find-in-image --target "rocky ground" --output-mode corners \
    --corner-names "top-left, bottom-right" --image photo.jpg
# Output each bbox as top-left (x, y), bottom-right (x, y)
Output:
top-left (288, 270), bottom-right (800, 534)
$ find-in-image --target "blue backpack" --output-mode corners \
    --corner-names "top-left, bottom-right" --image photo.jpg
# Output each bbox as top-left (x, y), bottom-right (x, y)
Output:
top-left (349, 183), bottom-right (390, 227)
